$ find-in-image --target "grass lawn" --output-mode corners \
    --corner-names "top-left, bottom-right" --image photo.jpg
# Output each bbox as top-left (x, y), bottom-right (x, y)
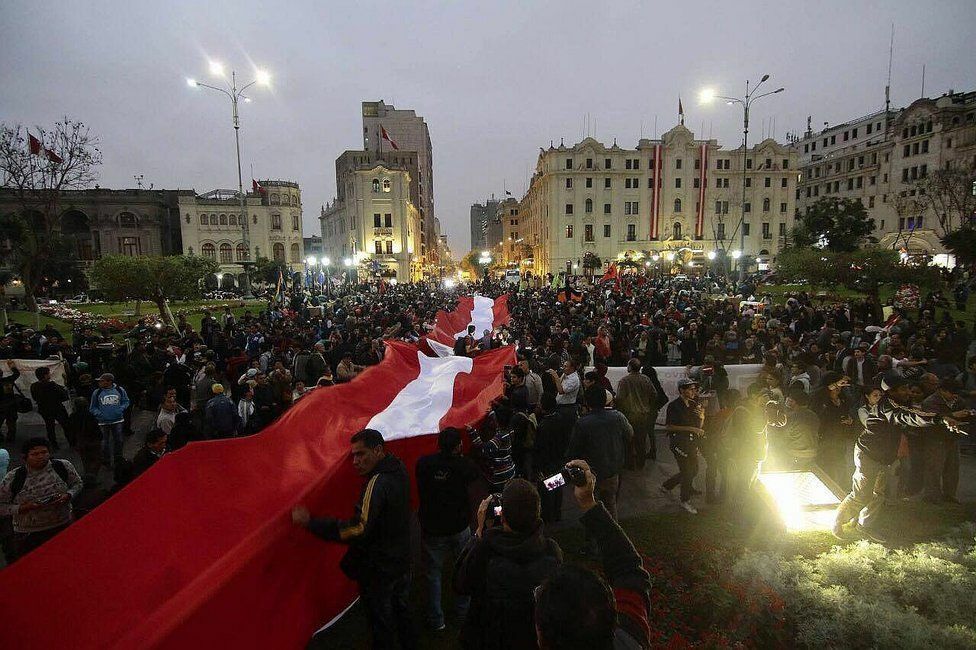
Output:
top-left (314, 500), bottom-right (975, 649)
top-left (4, 309), bottom-right (78, 333)
top-left (760, 283), bottom-right (973, 324)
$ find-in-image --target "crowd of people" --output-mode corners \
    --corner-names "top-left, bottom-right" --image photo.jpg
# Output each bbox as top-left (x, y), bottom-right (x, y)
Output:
top-left (0, 268), bottom-right (974, 647)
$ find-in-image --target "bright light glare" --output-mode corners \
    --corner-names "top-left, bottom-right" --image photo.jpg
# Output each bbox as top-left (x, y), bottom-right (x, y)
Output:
top-left (186, 78), bottom-right (198, 88)
top-left (757, 471), bottom-right (841, 532)
top-left (343, 258), bottom-right (353, 267)
top-left (321, 256), bottom-right (330, 266)
top-left (389, 278), bottom-right (397, 285)
top-left (443, 278), bottom-right (456, 289)
top-left (305, 256), bottom-right (316, 265)
top-left (707, 251), bottom-right (717, 260)
top-left (698, 87), bottom-right (716, 104)
top-left (255, 69), bottom-right (272, 86)
top-left (652, 254), bottom-right (660, 261)
top-left (209, 60), bottom-right (225, 76)
top-left (731, 249), bottom-right (742, 259)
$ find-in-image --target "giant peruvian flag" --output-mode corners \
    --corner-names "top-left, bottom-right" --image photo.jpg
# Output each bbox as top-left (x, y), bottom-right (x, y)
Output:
top-left (0, 341), bottom-right (513, 649)
top-left (425, 294), bottom-right (510, 354)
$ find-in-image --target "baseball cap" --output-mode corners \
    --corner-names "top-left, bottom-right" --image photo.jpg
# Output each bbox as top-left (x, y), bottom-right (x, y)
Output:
top-left (97, 373), bottom-right (114, 383)
top-left (677, 378), bottom-right (699, 389)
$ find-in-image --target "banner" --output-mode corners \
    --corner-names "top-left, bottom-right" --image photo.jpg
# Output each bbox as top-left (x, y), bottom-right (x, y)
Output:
top-left (425, 294), bottom-right (510, 352)
top-left (0, 342), bottom-right (513, 649)
top-left (1, 358), bottom-right (67, 400)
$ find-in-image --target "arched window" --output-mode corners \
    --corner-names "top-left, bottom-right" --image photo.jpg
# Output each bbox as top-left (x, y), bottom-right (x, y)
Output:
top-left (200, 214), bottom-right (207, 225)
top-left (290, 243), bottom-right (301, 262)
top-left (673, 222), bottom-right (682, 239)
top-left (202, 243), bottom-right (216, 258)
top-left (273, 242), bottom-right (285, 262)
top-left (674, 198), bottom-right (682, 212)
top-left (382, 179), bottom-right (391, 192)
top-left (229, 213), bottom-right (237, 226)
top-left (236, 243), bottom-right (249, 261)
top-left (118, 211), bottom-right (137, 227)
top-left (219, 214), bottom-right (228, 225)
top-left (210, 214), bottom-right (219, 225)
top-left (372, 178), bottom-right (380, 192)
top-left (219, 243), bottom-right (232, 263)
top-left (585, 198), bottom-right (593, 213)
top-left (271, 214), bottom-right (282, 230)
top-left (291, 195), bottom-right (298, 206)
top-left (270, 193), bottom-right (280, 205)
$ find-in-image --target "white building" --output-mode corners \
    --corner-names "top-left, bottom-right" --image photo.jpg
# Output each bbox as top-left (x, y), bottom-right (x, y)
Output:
top-left (177, 180), bottom-right (304, 287)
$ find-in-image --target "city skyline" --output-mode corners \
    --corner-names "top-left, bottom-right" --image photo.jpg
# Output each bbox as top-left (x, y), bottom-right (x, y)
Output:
top-left (2, 0), bottom-right (974, 253)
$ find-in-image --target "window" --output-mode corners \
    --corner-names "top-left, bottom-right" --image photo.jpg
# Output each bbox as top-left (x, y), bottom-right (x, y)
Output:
top-left (118, 212), bottom-right (137, 227)
top-left (585, 198), bottom-right (593, 213)
top-left (746, 158), bottom-right (753, 169)
top-left (764, 177), bottom-right (771, 188)
top-left (119, 236), bottom-right (141, 256)
top-left (604, 158), bottom-right (611, 169)
top-left (675, 178), bottom-right (682, 188)
top-left (229, 214), bottom-right (238, 226)
top-left (715, 201), bottom-right (722, 213)
top-left (382, 179), bottom-right (391, 192)
top-left (603, 224), bottom-right (611, 238)
top-left (375, 240), bottom-right (383, 254)
top-left (565, 203), bottom-right (574, 215)
top-left (745, 178), bottom-right (752, 188)
top-left (566, 178), bottom-right (573, 189)
top-left (271, 214), bottom-right (282, 230)
top-left (675, 158), bottom-right (682, 169)
top-left (199, 214), bottom-right (207, 225)
top-left (780, 202), bottom-right (787, 213)
top-left (843, 131), bottom-right (849, 141)
top-left (385, 213), bottom-right (393, 227)
top-left (762, 222), bottom-right (771, 239)
top-left (586, 177), bottom-right (593, 188)
top-left (219, 243), bottom-right (232, 262)
top-left (604, 177), bottom-right (611, 189)
top-left (374, 213), bottom-right (382, 227)
top-left (565, 158), bottom-right (573, 170)
top-left (565, 224), bottom-right (574, 238)
top-left (830, 135), bottom-right (836, 145)
top-left (781, 177), bottom-right (788, 188)
top-left (648, 177), bottom-right (654, 189)
top-left (272, 243), bottom-right (285, 262)
top-left (783, 159), bottom-right (790, 169)
top-left (742, 223), bottom-right (750, 236)
top-left (779, 223), bottom-right (787, 236)
top-left (627, 224), bottom-right (637, 241)
top-left (847, 179), bottom-right (854, 191)
top-left (717, 223), bottom-right (726, 240)
top-left (744, 202), bottom-right (751, 213)
top-left (584, 224), bottom-right (594, 241)
top-left (693, 178), bottom-right (700, 188)
top-left (633, 159), bottom-right (640, 170)
top-left (585, 158), bottom-right (593, 169)
top-left (672, 222), bottom-right (682, 239)
top-left (694, 158), bottom-right (701, 170)
top-left (868, 196), bottom-right (875, 208)
top-left (625, 159), bottom-right (632, 170)
top-left (674, 199), bottom-right (682, 212)
top-left (921, 140), bottom-right (929, 153)
top-left (289, 243), bottom-right (301, 262)
top-left (236, 243), bottom-right (249, 261)
top-left (603, 203), bottom-right (611, 214)
top-left (372, 179), bottom-right (380, 192)
top-left (202, 243), bottom-right (216, 258)
top-left (385, 240), bottom-right (393, 254)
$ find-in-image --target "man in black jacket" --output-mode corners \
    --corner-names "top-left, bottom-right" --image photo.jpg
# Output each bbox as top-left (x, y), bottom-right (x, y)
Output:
top-left (455, 478), bottom-right (562, 650)
top-left (416, 427), bottom-right (479, 631)
top-left (534, 459), bottom-right (652, 649)
top-left (292, 428), bottom-right (415, 650)
top-left (30, 366), bottom-right (70, 449)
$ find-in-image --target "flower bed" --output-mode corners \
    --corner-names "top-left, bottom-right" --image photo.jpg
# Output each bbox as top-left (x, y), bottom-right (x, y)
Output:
top-left (38, 304), bottom-right (128, 333)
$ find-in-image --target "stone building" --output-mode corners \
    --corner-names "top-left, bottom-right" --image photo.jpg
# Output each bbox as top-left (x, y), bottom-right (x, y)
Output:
top-left (319, 152), bottom-right (423, 281)
top-left (177, 180), bottom-right (304, 287)
top-left (517, 125), bottom-right (798, 276)
top-left (791, 89), bottom-right (976, 260)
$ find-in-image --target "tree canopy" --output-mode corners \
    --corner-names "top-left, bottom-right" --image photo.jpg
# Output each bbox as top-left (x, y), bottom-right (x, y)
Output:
top-left (941, 225), bottom-right (976, 267)
top-left (90, 255), bottom-right (219, 319)
top-left (790, 197), bottom-right (876, 252)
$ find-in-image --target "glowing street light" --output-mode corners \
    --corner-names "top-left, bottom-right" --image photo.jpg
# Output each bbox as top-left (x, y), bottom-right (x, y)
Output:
top-left (305, 256), bottom-right (316, 266)
top-left (186, 77), bottom-right (198, 88)
top-left (255, 69), bottom-right (272, 86)
top-left (731, 250), bottom-right (742, 259)
top-left (208, 60), bottom-right (225, 77)
top-left (343, 257), bottom-right (353, 267)
top-left (707, 250), bottom-right (717, 260)
top-left (443, 278), bottom-right (456, 289)
top-left (320, 256), bottom-right (330, 266)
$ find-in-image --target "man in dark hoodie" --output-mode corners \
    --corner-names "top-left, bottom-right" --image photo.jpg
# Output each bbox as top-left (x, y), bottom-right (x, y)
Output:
top-left (455, 478), bottom-right (562, 650)
top-left (292, 428), bottom-right (414, 650)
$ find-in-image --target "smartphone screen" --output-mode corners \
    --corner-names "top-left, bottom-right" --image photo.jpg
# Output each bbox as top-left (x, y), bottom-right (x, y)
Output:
top-left (493, 505), bottom-right (502, 516)
top-left (542, 472), bottom-right (566, 491)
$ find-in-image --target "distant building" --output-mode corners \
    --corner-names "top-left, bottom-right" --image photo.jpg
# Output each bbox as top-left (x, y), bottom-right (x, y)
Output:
top-left (303, 235), bottom-right (323, 259)
top-left (791, 89), bottom-right (976, 259)
top-left (362, 100), bottom-right (436, 267)
top-left (469, 197), bottom-right (501, 252)
top-left (498, 198), bottom-right (524, 267)
top-left (320, 152), bottom-right (422, 281)
top-left (177, 180), bottom-right (304, 288)
top-left (518, 125), bottom-right (798, 276)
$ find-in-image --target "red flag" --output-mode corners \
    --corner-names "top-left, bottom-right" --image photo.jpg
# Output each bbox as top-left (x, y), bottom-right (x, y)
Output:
top-left (28, 133), bottom-right (41, 156)
top-left (0, 341), bottom-right (512, 649)
top-left (252, 178), bottom-right (266, 194)
top-left (599, 262), bottom-right (619, 283)
top-left (44, 148), bottom-right (62, 164)
top-left (381, 125), bottom-right (399, 150)
top-left (425, 294), bottom-right (510, 350)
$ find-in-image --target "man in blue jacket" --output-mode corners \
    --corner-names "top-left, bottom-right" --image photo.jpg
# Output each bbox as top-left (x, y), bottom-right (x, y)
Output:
top-left (89, 373), bottom-right (130, 467)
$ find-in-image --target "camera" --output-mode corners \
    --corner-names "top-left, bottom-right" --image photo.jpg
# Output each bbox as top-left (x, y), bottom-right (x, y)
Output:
top-left (542, 465), bottom-right (588, 491)
top-left (488, 492), bottom-right (503, 517)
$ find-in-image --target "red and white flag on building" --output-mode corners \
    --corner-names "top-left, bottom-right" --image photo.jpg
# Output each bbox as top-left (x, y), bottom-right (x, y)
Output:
top-left (380, 125), bottom-right (399, 150)
top-left (252, 178), bottom-right (266, 194)
top-left (0, 341), bottom-right (512, 649)
top-left (424, 294), bottom-right (510, 355)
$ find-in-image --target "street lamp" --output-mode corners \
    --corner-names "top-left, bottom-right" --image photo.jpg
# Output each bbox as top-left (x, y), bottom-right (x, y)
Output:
top-left (700, 75), bottom-right (784, 280)
top-left (187, 61), bottom-right (272, 296)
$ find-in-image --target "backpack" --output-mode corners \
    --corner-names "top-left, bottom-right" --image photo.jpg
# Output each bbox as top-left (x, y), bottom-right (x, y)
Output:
top-left (10, 459), bottom-right (71, 498)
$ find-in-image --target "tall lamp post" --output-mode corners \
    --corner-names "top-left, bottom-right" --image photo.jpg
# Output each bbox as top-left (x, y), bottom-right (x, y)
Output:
top-left (187, 61), bottom-right (271, 296)
top-left (699, 76), bottom-right (784, 280)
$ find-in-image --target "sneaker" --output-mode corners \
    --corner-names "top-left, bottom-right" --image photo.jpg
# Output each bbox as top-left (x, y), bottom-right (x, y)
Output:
top-left (854, 524), bottom-right (887, 544)
top-left (431, 623), bottom-right (446, 632)
top-left (680, 501), bottom-right (698, 514)
top-left (832, 521), bottom-right (858, 540)
top-left (659, 486), bottom-right (675, 500)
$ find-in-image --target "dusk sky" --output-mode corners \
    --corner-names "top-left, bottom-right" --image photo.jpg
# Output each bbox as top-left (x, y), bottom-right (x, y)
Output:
top-left (2, 0), bottom-right (974, 252)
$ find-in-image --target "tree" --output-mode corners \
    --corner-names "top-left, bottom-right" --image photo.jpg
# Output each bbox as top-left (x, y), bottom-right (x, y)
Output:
top-left (460, 251), bottom-right (483, 280)
top-left (941, 225), bottom-right (976, 267)
top-left (790, 197), bottom-right (876, 252)
top-left (0, 119), bottom-right (102, 313)
top-left (912, 163), bottom-right (976, 238)
top-left (90, 255), bottom-right (219, 323)
top-left (249, 256), bottom-right (286, 287)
